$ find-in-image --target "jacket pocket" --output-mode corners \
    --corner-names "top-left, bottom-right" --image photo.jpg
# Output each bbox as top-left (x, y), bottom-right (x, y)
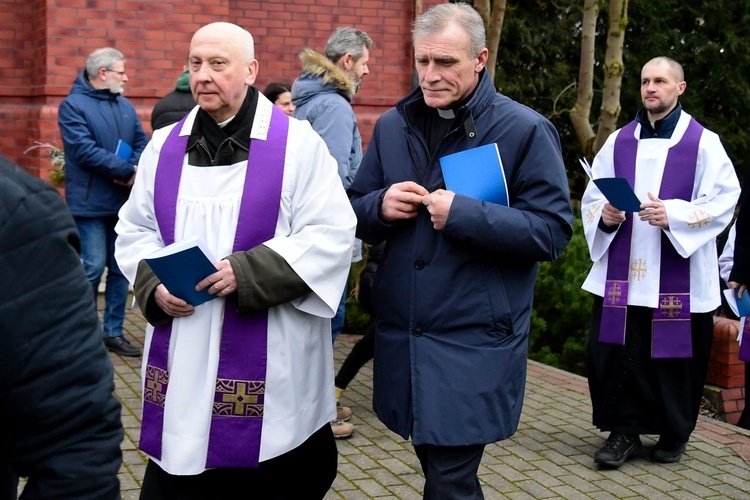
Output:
top-left (482, 264), bottom-right (515, 341)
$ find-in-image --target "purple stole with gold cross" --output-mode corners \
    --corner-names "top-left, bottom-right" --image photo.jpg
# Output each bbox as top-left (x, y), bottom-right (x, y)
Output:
top-left (139, 105), bottom-right (288, 468)
top-left (600, 117), bottom-right (703, 358)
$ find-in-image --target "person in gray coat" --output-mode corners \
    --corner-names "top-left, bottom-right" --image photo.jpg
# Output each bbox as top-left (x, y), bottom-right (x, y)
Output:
top-left (292, 26), bottom-right (373, 438)
top-left (348, 4), bottom-right (573, 498)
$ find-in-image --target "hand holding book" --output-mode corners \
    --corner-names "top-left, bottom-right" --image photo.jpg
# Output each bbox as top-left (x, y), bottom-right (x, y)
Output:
top-left (439, 143), bottom-right (509, 206)
top-left (592, 177), bottom-right (642, 212)
top-left (145, 235), bottom-right (219, 306)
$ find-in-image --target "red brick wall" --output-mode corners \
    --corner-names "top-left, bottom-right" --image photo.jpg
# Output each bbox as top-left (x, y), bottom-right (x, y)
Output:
top-left (708, 316), bottom-right (747, 425)
top-left (1, 0), bottom-right (426, 177)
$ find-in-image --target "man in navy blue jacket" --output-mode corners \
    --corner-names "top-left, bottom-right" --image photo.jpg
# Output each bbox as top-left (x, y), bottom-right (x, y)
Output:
top-left (348, 4), bottom-right (573, 498)
top-left (58, 47), bottom-right (149, 357)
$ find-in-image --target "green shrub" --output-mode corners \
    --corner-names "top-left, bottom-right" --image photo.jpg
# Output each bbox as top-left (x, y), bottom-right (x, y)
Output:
top-left (530, 210), bottom-right (593, 376)
top-left (343, 256), bottom-right (372, 335)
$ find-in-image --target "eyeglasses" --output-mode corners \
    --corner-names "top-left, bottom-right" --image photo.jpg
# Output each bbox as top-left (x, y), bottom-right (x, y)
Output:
top-left (105, 69), bottom-right (126, 76)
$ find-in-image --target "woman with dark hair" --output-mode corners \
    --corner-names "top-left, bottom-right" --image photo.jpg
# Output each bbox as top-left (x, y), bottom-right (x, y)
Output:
top-left (263, 82), bottom-right (295, 116)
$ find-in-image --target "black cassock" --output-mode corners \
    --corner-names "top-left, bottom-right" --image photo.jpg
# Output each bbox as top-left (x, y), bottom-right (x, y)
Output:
top-left (587, 296), bottom-right (714, 442)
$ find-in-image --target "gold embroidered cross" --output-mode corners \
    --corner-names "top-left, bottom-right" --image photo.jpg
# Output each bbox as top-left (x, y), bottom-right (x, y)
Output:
top-left (607, 283), bottom-right (623, 304)
top-left (687, 210), bottom-right (711, 229)
top-left (630, 258), bottom-right (647, 281)
top-left (213, 379), bottom-right (265, 418)
top-left (659, 296), bottom-right (683, 318)
top-left (587, 204), bottom-right (599, 225)
top-left (222, 382), bottom-right (259, 416)
top-left (146, 377), bottom-right (164, 395)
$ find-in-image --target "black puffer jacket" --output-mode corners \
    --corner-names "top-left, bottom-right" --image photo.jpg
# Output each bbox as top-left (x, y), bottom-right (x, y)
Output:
top-left (0, 154), bottom-right (123, 499)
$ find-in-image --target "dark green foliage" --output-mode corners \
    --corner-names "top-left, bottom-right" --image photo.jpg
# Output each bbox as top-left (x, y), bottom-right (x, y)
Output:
top-left (530, 208), bottom-right (592, 375)
top-left (495, 0), bottom-right (599, 201)
top-left (495, 1), bottom-right (750, 373)
top-left (343, 257), bottom-right (372, 335)
top-left (495, 0), bottom-right (750, 198)
top-left (623, 0), bottom-right (750, 184)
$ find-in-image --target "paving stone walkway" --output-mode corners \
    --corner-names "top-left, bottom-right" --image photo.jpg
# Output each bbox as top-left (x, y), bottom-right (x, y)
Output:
top-left (112, 305), bottom-right (750, 499)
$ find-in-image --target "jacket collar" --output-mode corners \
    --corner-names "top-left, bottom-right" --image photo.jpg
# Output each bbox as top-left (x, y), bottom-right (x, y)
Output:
top-left (296, 49), bottom-right (355, 100)
top-left (636, 102), bottom-right (683, 139)
top-left (398, 69), bottom-right (495, 135)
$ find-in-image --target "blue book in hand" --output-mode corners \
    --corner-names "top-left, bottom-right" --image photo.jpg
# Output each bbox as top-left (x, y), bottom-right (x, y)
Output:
top-left (592, 177), bottom-right (643, 212)
top-left (735, 288), bottom-right (750, 318)
top-left (115, 139), bottom-right (133, 161)
top-left (144, 235), bottom-right (219, 306)
top-left (439, 143), bottom-right (509, 206)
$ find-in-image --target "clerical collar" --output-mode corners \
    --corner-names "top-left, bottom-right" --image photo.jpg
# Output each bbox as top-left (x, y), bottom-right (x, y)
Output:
top-left (189, 87), bottom-right (258, 153)
top-left (217, 116), bottom-right (235, 128)
top-left (437, 108), bottom-right (455, 119)
top-left (636, 102), bottom-right (682, 139)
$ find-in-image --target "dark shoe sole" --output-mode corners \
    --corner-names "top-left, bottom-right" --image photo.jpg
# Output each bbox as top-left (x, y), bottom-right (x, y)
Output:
top-left (106, 347), bottom-right (142, 357)
top-left (104, 337), bottom-right (142, 357)
top-left (651, 443), bottom-right (686, 463)
top-left (595, 441), bottom-right (643, 468)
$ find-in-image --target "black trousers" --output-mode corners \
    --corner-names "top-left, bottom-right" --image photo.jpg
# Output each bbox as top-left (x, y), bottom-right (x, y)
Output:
top-left (139, 424), bottom-right (336, 500)
top-left (413, 443), bottom-right (485, 500)
top-left (334, 323), bottom-right (375, 390)
top-left (587, 297), bottom-right (714, 442)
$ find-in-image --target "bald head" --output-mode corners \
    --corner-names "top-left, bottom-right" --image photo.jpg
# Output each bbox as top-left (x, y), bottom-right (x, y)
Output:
top-left (642, 56), bottom-right (684, 83)
top-left (191, 22), bottom-right (255, 63)
top-left (188, 22), bottom-right (259, 123)
top-left (640, 56), bottom-right (686, 122)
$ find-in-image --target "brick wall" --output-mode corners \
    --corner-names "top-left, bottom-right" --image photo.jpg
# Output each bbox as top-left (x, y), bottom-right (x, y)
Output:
top-left (1, 0), bottom-right (429, 176)
top-left (707, 316), bottom-right (747, 425)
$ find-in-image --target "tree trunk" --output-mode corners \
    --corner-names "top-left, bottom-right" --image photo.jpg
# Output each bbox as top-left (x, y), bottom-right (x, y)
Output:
top-left (569, 0), bottom-right (599, 159)
top-left (594, 0), bottom-right (629, 154)
top-left (474, 0), bottom-right (507, 81)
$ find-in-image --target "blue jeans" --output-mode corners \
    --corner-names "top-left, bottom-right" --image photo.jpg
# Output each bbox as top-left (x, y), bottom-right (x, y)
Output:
top-left (331, 284), bottom-right (347, 343)
top-left (75, 216), bottom-right (128, 339)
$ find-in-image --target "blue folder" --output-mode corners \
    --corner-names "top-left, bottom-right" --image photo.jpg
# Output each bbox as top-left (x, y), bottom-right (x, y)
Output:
top-left (593, 177), bottom-right (643, 212)
top-left (439, 143), bottom-right (509, 206)
top-left (115, 139), bottom-right (133, 161)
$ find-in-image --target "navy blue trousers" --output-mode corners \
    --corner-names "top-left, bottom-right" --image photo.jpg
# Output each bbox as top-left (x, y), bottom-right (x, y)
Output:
top-left (414, 443), bottom-right (485, 499)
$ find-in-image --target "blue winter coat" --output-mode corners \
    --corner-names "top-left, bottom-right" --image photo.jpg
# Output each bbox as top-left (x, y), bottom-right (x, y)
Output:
top-left (58, 70), bottom-right (149, 217)
top-left (348, 70), bottom-right (574, 446)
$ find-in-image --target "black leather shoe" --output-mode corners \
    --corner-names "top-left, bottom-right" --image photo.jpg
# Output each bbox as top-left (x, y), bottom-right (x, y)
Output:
top-left (594, 433), bottom-right (642, 468)
top-left (651, 436), bottom-right (687, 463)
top-left (104, 336), bottom-right (142, 357)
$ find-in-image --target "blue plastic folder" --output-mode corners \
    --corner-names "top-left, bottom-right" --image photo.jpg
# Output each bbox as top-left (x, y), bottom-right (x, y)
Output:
top-left (115, 139), bottom-right (133, 161)
top-left (735, 288), bottom-right (750, 318)
top-left (144, 235), bottom-right (218, 306)
top-left (439, 143), bottom-right (509, 206)
top-left (593, 177), bottom-right (643, 212)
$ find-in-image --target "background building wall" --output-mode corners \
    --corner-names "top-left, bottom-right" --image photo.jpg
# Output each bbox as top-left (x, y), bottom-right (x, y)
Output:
top-left (1, 0), bottom-right (444, 179)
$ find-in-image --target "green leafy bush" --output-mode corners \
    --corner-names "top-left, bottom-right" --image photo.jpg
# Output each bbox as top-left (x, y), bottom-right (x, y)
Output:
top-left (343, 257), bottom-right (372, 335)
top-left (530, 209), bottom-right (592, 376)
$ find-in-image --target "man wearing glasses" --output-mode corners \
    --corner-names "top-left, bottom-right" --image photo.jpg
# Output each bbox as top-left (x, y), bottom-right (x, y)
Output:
top-left (58, 47), bottom-right (149, 357)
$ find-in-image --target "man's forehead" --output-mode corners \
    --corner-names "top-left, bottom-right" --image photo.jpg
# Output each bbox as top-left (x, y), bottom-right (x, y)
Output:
top-left (642, 61), bottom-right (674, 79)
top-left (414, 27), bottom-right (471, 58)
top-left (415, 41), bottom-right (467, 58)
top-left (189, 41), bottom-right (233, 60)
